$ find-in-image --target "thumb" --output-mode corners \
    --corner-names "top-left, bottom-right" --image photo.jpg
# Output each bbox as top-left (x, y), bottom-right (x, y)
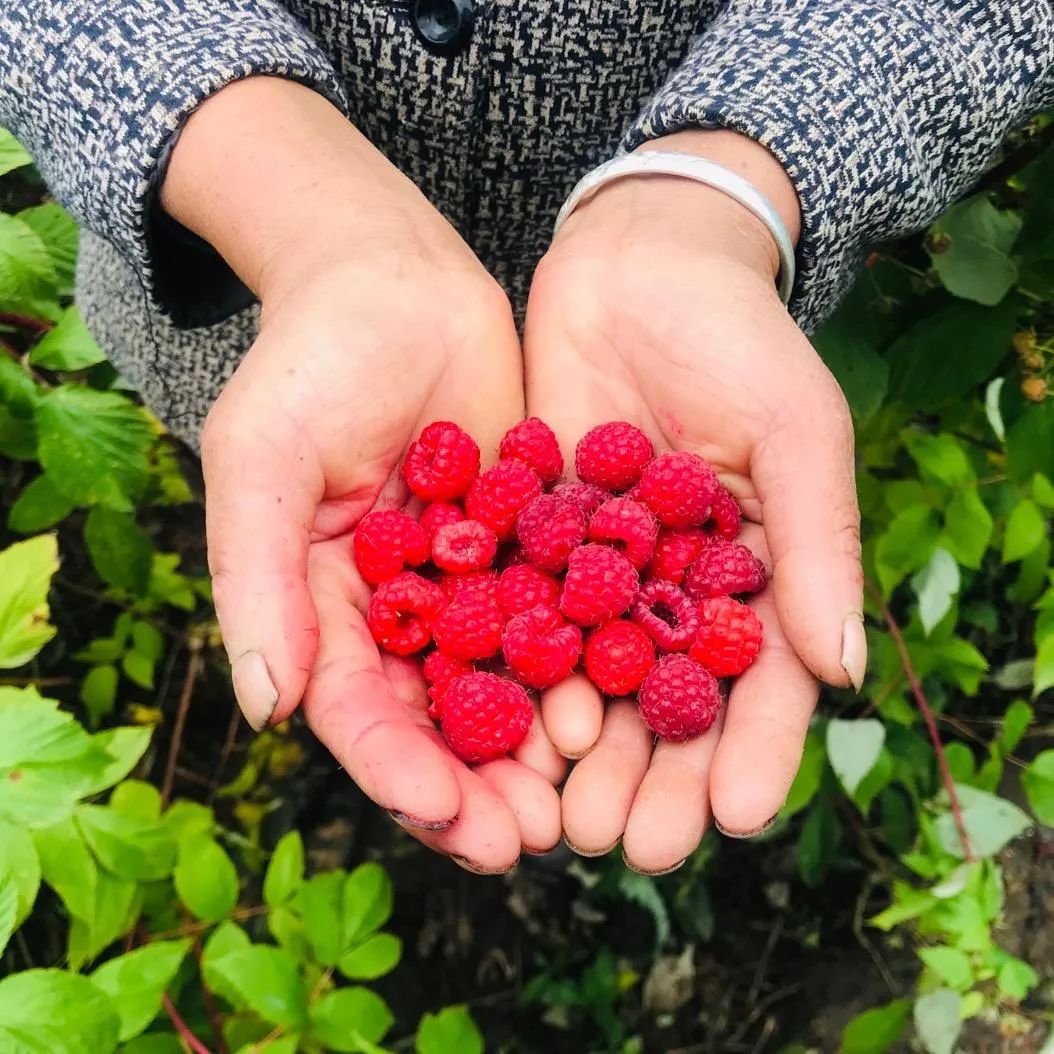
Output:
top-left (202, 394), bottom-right (322, 730)
top-left (749, 363), bottom-right (866, 690)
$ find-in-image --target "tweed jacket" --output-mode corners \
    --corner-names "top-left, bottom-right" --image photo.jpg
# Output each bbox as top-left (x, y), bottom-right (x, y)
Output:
top-left (1, 1), bottom-right (1052, 445)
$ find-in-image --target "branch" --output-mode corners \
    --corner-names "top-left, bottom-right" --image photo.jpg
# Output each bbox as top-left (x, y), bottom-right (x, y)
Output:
top-left (867, 582), bottom-right (974, 861)
top-left (0, 311), bottom-right (51, 332)
top-left (162, 993), bottom-right (214, 1054)
top-left (161, 636), bottom-right (204, 806)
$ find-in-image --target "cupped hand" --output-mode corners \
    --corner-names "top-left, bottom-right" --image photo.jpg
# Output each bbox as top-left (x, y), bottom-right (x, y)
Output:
top-left (523, 133), bottom-right (866, 873)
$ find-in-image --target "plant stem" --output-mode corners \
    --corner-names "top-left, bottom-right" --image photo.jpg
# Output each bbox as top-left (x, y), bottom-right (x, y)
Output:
top-left (161, 636), bottom-right (203, 806)
top-left (0, 311), bottom-right (51, 332)
top-left (162, 993), bottom-right (214, 1054)
top-left (867, 582), bottom-right (975, 861)
top-left (147, 904), bottom-right (268, 941)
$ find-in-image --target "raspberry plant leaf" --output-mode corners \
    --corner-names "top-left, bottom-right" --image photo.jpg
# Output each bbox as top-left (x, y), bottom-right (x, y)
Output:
top-left (342, 862), bottom-right (394, 948)
top-left (0, 129), bottom-right (31, 178)
top-left (173, 834), bottom-right (239, 922)
top-left (32, 817), bottom-right (97, 929)
top-left (8, 473), bottom-right (76, 534)
top-left (911, 548), bottom-right (961, 636)
top-left (1021, 750), bottom-right (1054, 825)
top-left (0, 534), bottom-right (59, 668)
top-left (935, 785), bottom-right (1031, 860)
top-left (0, 212), bottom-right (59, 319)
top-left (338, 932), bottom-right (403, 981)
top-left (1002, 498), bottom-right (1047, 562)
top-left (74, 803), bottom-right (176, 881)
top-left (308, 987), bottom-right (394, 1051)
top-left (838, 997), bottom-right (912, 1054)
top-left (416, 1005), bottom-right (485, 1054)
top-left (18, 204), bottom-right (78, 297)
top-left (912, 987), bottom-right (962, 1054)
top-left (263, 830), bottom-right (305, 909)
top-left (0, 969), bottom-right (120, 1054)
top-left (826, 719), bottom-right (886, 797)
top-left (28, 306), bottom-right (106, 371)
top-left (84, 507), bottom-right (153, 595)
top-left (203, 945), bottom-right (307, 1028)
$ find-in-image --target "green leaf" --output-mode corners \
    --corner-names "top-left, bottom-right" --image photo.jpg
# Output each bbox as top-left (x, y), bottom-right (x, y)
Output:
top-left (173, 835), bottom-right (239, 922)
top-left (29, 307), bottom-right (106, 371)
top-left (68, 873), bottom-right (141, 970)
top-left (309, 988), bottom-right (393, 1051)
top-left (870, 883), bottom-right (938, 930)
top-left (203, 945), bottom-right (306, 1027)
top-left (0, 969), bottom-right (120, 1054)
top-left (78, 726), bottom-right (152, 797)
top-left (1035, 633), bottom-right (1054, 698)
top-left (75, 804), bottom-right (176, 880)
top-left (33, 817), bottom-right (97, 925)
top-left (796, 802), bottom-right (841, 887)
top-left (928, 196), bottom-right (1021, 305)
top-left (942, 487), bottom-right (995, 571)
top-left (913, 988), bottom-right (962, 1054)
top-left (0, 212), bottom-right (58, 317)
top-left (91, 941), bottom-right (191, 1042)
top-left (918, 946), bottom-right (973, 989)
top-left (0, 867), bottom-right (16, 960)
top-left (84, 507), bottom-right (152, 595)
top-left (0, 817), bottom-right (40, 929)
top-left (812, 320), bottom-right (889, 421)
top-left (826, 719), bottom-right (885, 796)
top-left (111, 780), bottom-right (161, 821)
top-left (0, 534), bottom-right (59, 668)
top-left (80, 665), bottom-right (119, 727)
top-left (8, 474), bottom-right (76, 534)
top-left (200, 922), bottom-right (252, 1008)
top-left (782, 730), bottom-right (825, 819)
top-left (904, 433), bottom-right (974, 486)
top-left (301, 870), bottom-right (345, 966)
top-left (935, 785), bottom-right (1032, 859)
top-left (911, 548), bottom-right (961, 636)
top-left (338, 933), bottom-right (402, 981)
top-left (0, 129), bottom-right (32, 177)
top-left (875, 505), bottom-right (941, 595)
top-left (36, 386), bottom-right (153, 511)
top-left (122, 650), bottom-right (155, 690)
top-left (343, 862), bottom-right (393, 948)
top-left (416, 1006), bottom-right (484, 1054)
top-left (263, 831), bottom-right (304, 909)
top-left (163, 800), bottom-right (214, 847)
top-left (1003, 499), bottom-right (1047, 562)
top-left (839, 999), bottom-right (912, 1054)
top-left (999, 700), bottom-right (1033, 754)
top-left (17, 205), bottom-right (78, 297)
top-left (1006, 398), bottom-right (1054, 486)
top-left (1022, 750), bottom-right (1054, 825)
top-left (994, 951), bottom-right (1038, 1001)
top-left (119, 1036), bottom-right (184, 1054)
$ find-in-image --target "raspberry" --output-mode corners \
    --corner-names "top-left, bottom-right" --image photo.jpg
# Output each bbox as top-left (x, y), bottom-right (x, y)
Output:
top-left (440, 672), bottom-right (533, 763)
top-left (587, 497), bottom-right (659, 569)
top-left (560, 544), bottom-right (639, 627)
top-left (497, 564), bottom-right (561, 618)
top-left (499, 417), bottom-right (563, 484)
top-left (636, 451), bottom-right (720, 528)
top-left (465, 459), bottom-right (543, 541)
top-left (516, 494), bottom-right (587, 572)
top-left (637, 654), bottom-right (721, 742)
top-left (689, 596), bottom-right (764, 677)
top-left (631, 579), bottom-right (700, 652)
top-left (502, 605), bottom-right (582, 689)
top-left (433, 590), bottom-right (505, 660)
top-left (584, 620), bottom-right (656, 695)
top-left (552, 481), bottom-right (610, 520)
top-left (352, 509), bottom-right (430, 586)
top-left (366, 572), bottom-right (446, 656)
top-left (439, 569), bottom-right (500, 601)
top-left (647, 528), bottom-right (709, 585)
top-left (684, 542), bottom-right (766, 600)
top-left (574, 422), bottom-right (653, 491)
top-left (431, 520), bottom-right (498, 573)
top-left (707, 486), bottom-right (741, 542)
top-left (404, 421), bottom-right (480, 501)
top-left (423, 651), bottom-right (473, 718)
top-left (419, 501), bottom-right (465, 539)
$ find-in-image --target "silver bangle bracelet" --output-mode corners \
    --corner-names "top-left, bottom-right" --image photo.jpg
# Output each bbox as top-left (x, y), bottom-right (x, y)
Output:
top-left (553, 151), bottom-right (797, 305)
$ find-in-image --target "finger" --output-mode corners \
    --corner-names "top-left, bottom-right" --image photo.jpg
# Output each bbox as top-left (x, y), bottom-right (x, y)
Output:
top-left (622, 714), bottom-right (724, 875)
top-left (541, 673), bottom-right (605, 759)
top-left (513, 700), bottom-right (570, 785)
top-left (477, 759), bottom-right (562, 855)
top-left (749, 350), bottom-right (865, 690)
top-left (303, 539), bottom-right (461, 828)
top-left (203, 386), bottom-right (322, 730)
top-left (709, 526), bottom-right (819, 836)
top-left (561, 699), bottom-right (653, 855)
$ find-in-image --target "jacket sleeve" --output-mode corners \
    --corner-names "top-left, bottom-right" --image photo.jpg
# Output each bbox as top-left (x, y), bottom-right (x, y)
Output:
top-left (622, 0), bottom-right (1054, 333)
top-left (0, 1), bottom-right (347, 326)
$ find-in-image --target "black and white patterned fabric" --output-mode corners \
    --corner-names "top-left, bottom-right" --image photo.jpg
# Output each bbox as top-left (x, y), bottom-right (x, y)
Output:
top-left (1, 0), bottom-right (1052, 445)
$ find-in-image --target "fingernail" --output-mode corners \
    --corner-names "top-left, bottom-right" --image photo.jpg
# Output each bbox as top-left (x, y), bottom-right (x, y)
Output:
top-left (523, 842), bottom-right (562, 857)
top-left (715, 815), bottom-right (778, 840)
top-left (451, 855), bottom-right (518, 876)
top-left (231, 650), bottom-right (279, 731)
top-left (622, 851), bottom-right (686, 877)
top-left (388, 810), bottom-right (456, 833)
top-left (564, 836), bottom-right (618, 858)
top-left (840, 613), bottom-right (867, 692)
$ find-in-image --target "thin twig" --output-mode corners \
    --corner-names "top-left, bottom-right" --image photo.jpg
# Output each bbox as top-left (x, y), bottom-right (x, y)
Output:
top-left (161, 636), bottom-right (204, 807)
top-left (853, 876), bottom-right (898, 996)
top-left (937, 714), bottom-right (1027, 769)
top-left (208, 702), bottom-right (243, 806)
top-left (867, 582), bottom-right (974, 861)
top-left (147, 904), bottom-right (268, 941)
top-left (747, 915), bottom-right (783, 1006)
top-left (0, 311), bottom-right (51, 332)
top-left (162, 993), bottom-right (213, 1054)
top-left (0, 676), bottom-right (73, 687)
top-left (193, 935), bottom-right (229, 1054)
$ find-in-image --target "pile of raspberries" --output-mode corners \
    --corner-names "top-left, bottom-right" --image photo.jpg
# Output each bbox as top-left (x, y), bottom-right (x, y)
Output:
top-left (356, 420), bottom-right (765, 764)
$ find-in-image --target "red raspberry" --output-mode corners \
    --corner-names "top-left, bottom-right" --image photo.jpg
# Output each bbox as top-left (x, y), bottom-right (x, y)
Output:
top-left (560, 544), bottom-right (639, 627)
top-left (419, 501), bottom-right (465, 539)
top-left (502, 605), bottom-right (582, 689)
top-left (587, 497), bottom-right (659, 569)
top-left (439, 569), bottom-right (500, 601)
top-left (516, 494), bottom-right (587, 573)
top-left (440, 672), bottom-right (533, 763)
top-left (631, 579), bottom-right (700, 652)
top-left (637, 654), bottom-right (721, 741)
top-left (423, 651), bottom-right (473, 718)
top-left (684, 542), bottom-right (766, 600)
top-left (708, 486), bottom-right (741, 542)
top-left (433, 590), bottom-right (505, 660)
top-left (465, 459), bottom-right (543, 541)
top-left (647, 528), bottom-right (709, 585)
top-left (552, 481), bottom-right (610, 519)
top-left (574, 422), bottom-right (653, 491)
top-left (499, 417), bottom-right (563, 484)
top-left (431, 520), bottom-right (498, 573)
top-left (366, 572), bottom-right (446, 656)
top-left (404, 421), bottom-right (480, 501)
top-left (352, 509), bottom-right (430, 586)
top-left (584, 620), bottom-right (656, 695)
top-left (636, 451), bottom-right (720, 528)
top-left (690, 596), bottom-right (764, 677)
top-left (497, 564), bottom-right (561, 618)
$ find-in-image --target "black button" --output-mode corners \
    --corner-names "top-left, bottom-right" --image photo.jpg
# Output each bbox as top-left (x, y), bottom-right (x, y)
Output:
top-left (411, 0), bottom-right (475, 53)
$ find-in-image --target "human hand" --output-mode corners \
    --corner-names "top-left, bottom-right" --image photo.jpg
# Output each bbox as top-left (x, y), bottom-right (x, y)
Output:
top-left (524, 130), bottom-right (866, 874)
top-left (164, 78), bottom-right (565, 872)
